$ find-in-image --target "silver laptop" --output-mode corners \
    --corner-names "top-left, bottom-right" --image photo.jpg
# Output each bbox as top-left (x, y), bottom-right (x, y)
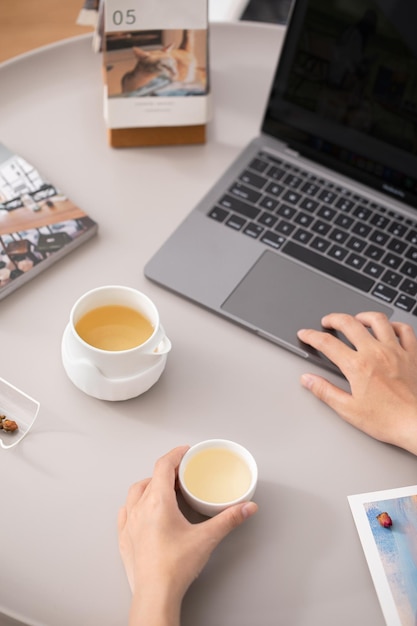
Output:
top-left (145, 0), bottom-right (417, 373)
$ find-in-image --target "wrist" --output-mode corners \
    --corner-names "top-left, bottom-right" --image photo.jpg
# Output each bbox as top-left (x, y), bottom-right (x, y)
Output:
top-left (392, 405), bottom-right (417, 457)
top-left (128, 581), bottom-right (182, 626)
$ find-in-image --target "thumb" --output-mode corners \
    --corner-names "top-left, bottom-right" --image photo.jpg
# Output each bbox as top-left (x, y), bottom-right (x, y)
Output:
top-left (204, 501), bottom-right (258, 546)
top-left (300, 372), bottom-right (349, 408)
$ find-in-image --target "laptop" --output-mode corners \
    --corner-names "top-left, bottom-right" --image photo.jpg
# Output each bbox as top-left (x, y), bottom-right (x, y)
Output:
top-left (145, 0), bottom-right (417, 373)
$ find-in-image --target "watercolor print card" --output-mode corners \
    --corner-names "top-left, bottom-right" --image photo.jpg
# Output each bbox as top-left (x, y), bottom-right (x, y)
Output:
top-left (348, 485), bottom-right (417, 626)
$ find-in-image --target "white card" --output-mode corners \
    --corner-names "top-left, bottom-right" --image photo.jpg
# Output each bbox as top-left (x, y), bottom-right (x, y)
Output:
top-left (103, 0), bottom-right (209, 129)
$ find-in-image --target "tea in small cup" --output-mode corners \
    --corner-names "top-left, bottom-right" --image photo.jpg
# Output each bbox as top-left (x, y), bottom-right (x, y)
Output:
top-left (178, 439), bottom-right (258, 517)
top-left (61, 285), bottom-right (171, 401)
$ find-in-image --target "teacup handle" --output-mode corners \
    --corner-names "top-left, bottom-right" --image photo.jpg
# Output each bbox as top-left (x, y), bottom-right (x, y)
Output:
top-left (147, 325), bottom-right (172, 356)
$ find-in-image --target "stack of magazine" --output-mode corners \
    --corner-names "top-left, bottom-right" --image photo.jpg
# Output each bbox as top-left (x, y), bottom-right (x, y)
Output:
top-left (0, 143), bottom-right (97, 300)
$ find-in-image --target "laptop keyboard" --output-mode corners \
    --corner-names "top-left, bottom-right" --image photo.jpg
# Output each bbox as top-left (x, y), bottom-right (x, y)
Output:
top-left (207, 150), bottom-right (417, 315)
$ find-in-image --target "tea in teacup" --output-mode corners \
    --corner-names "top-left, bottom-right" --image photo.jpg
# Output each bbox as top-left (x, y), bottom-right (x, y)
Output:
top-left (62, 285), bottom-right (171, 400)
top-left (179, 439), bottom-right (258, 516)
top-left (183, 447), bottom-right (252, 503)
top-left (75, 304), bottom-right (154, 351)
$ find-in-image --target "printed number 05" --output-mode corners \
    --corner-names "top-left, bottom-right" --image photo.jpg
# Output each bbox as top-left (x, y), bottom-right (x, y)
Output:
top-left (112, 9), bottom-right (136, 26)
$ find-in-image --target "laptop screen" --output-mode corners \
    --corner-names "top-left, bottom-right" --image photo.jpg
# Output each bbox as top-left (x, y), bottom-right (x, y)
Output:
top-left (262, 0), bottom-right (417, 209)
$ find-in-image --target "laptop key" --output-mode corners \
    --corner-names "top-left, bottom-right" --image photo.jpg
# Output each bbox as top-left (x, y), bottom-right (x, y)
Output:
top-left (318, 190), bottom-right (338, 204)
top-left (249, 157), bottom-right (268, 173)
top-left (260, 231), bottom-right (286, 249)
top-left (312, 219), bottom-right (331, 235)
top-left (401, 261), bottom-right (417, 279)
top-left (353, 205), bottom-right (372, 221)
top-left (352, 222), bottom-right (372, 237)
top-left (382, 252), bottom-right (402, 269)
top-left (346, 253), bottom-right (366, 270)
top-left (301, 181), bottom-right (320, 196)
top-left (226, 215), bottom-right (246, 230)
top-left (363, 261), bottom-right (384, 278)
top-left (266, 182), bottom-right (285, 197)
top-left (208, 207), bottom-right (228, 222)
top-left (369, 229), bottom-right (389, 246)
top-left (283, 173), bottom-right (303, 188)
top-left (406, 246), bottom-right (417, 262)
top-left (406, 230), bottom-right (417, 245)
top-left (364, 244), bottom-right (384, 260)
top-left (266, 165), bottom-right (286, 180)
top-left (317, 206), bottom-right (336, 221)
top-left (389, 221), bottom-right (407, 237)
top-left (283, 240), bottom-right (374, 292)
top-left (282, 190), bottom-right (302, 205)
top-left (294, 212), bottom-right (314, 227)
top-left (335, 197), bottom-right (355, 212)
top-left (310, 236), bottom-right (330, 252)
top-left (239, 170), bottom-right (267, 189)
top-left (219, 195), bottom-right (260, 219)
top-left (300, 197), bottom-right (319, 212)
top-left (387, 238), bottom-right (407, 254)
top-left (277, 204), bottom-right (297, 219)
top-left (244, 223), bottom-right (264, 239)
top-left (400, 279), bottom-right (417, 297)
top-left (275, 220), bottom-right (295, 236)
top-left (334, 214), bottom-right (354, 229)
top-left (293, 228), bottom-right (313, 244)
top-left (346, 235), bottom-right (367, 252)
top-left (370, 213), bottom-right (390, 229)
top-left (372, 283), bottom-right (397, 303)
top-left (230, 183), bottom-right (262, 204)
top-left (259, 195), bottom-right (279, 211)
top-left (381, 270), bottom-right (402, 287)
top-left (395, 294), bottom-right (415, 312)
top-left (329, 228), bottom-right (349, 244)
top-left (328, 244), bottom-right (348, 261)
top-left (258, 212), bottom-right (277, 227)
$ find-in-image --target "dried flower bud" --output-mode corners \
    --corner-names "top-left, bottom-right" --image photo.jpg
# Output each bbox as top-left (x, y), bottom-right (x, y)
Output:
top-left (377, 512), bottom-right (392, 528)
top-left (0, 415), bottom-right (18, 432)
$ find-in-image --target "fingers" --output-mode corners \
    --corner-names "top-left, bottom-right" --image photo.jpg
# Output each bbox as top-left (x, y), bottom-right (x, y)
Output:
top-left (298, 312), bottom-right (415, 375)
top-left (354, 311), bottom-right (401, 343)
top-left (297, 324), bottom-right (354, 376)
top-left (152, 445), bottom-right (190, 493)
top-left (125, 478), bottom-right (152, 514)
top-left (391, 320), bottom-right (417, 351)
top-left (203, 501), bottom-right (258, 547)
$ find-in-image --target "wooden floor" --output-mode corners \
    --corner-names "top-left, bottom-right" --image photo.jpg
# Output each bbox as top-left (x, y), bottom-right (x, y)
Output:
top-left (0, 0), bottom-right (94, 63)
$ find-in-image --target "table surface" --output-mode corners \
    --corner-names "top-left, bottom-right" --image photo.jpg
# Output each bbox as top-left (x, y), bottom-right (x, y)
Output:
top-left (0, 20), bottom-right (415, 626)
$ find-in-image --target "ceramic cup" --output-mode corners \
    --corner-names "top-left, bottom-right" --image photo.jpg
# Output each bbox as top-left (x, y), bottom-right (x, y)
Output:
top-left (61, 285), bottom-right (171, 401)
top-left (178, 439), bottom-right (258, 517)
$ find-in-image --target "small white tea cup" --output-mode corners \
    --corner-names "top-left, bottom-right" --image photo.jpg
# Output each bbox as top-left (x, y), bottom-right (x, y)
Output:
top-left (61, 285), bottom-right (171, 401)
top-left (178, 439), bottom-right (258, 517)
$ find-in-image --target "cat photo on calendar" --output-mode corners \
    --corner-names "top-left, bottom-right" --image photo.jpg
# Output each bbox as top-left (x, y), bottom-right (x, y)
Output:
top-left (104, 29), bottom-right (208, 98)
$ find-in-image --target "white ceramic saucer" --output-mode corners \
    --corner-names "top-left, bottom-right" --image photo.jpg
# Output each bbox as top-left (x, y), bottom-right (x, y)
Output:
top-left (61, 324), bottom-right (168, 401)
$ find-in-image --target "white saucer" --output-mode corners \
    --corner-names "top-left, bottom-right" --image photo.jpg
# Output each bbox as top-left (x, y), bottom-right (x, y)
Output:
top-left (61, 324), bottom-right (168, 401)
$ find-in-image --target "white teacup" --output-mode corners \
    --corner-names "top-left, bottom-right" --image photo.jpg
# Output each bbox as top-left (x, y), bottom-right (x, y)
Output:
top-left (178, 439), bottom-right (258, 517)
top-left (61, 285), bottom-right (171, 401)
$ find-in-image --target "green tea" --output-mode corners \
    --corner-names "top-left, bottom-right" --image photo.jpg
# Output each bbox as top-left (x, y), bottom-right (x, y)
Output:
top-left (184, 448), bottom-right (252, 503)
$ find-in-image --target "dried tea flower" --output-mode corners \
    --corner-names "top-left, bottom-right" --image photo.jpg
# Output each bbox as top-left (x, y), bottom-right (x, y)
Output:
top-left (377, 512), bottom-right (393, 528)
top-left (0, 414), bottom-right (18, 432)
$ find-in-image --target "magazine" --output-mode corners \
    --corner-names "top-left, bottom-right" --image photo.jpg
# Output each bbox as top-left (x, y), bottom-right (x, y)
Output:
top-left (348, 485), bottom-right (417, 626)
top-left (0, 143), bottom-right (98, 300)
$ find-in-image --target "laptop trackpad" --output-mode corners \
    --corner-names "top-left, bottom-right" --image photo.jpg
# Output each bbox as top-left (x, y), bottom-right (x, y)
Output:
top-left (221, 251), bottom-right (392, 370)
